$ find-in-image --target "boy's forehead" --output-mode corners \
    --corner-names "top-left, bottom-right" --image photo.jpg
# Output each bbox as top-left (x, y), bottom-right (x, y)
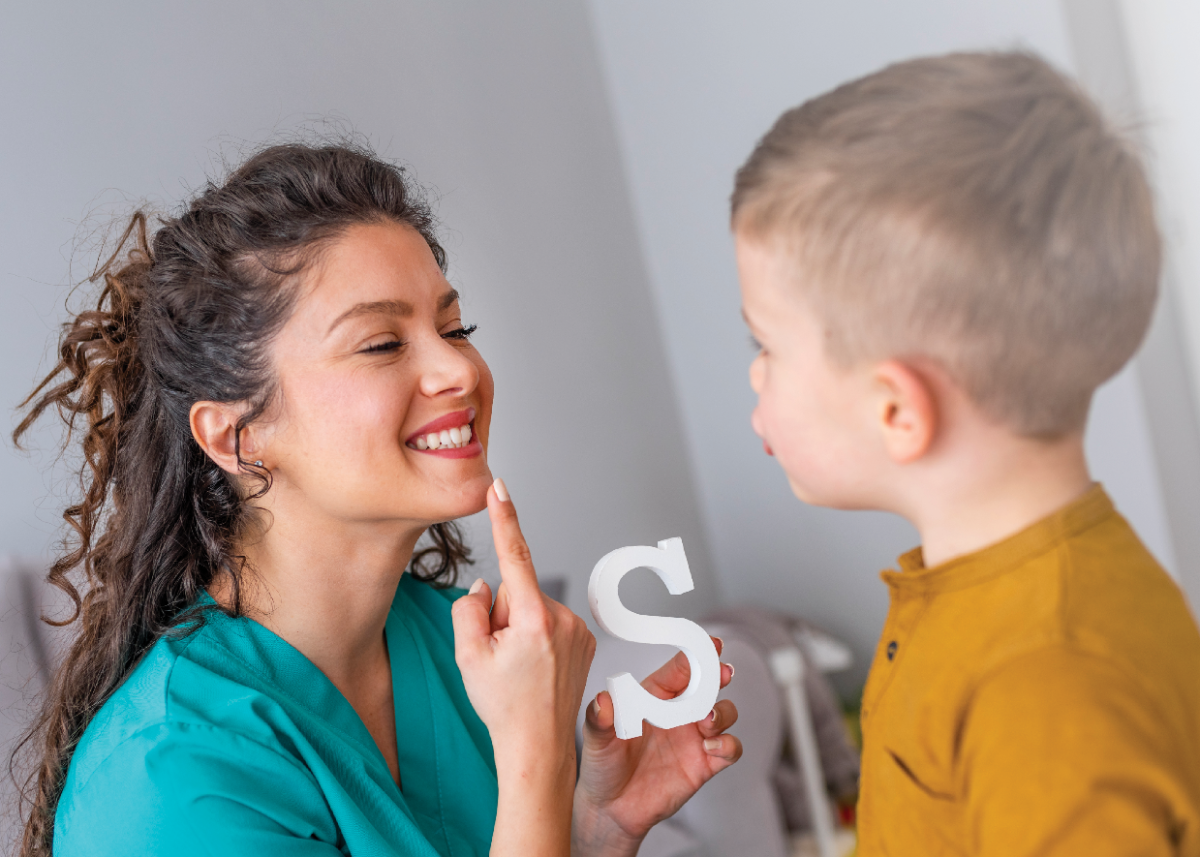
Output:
top-left (736, 236), bottom-right (806, 314)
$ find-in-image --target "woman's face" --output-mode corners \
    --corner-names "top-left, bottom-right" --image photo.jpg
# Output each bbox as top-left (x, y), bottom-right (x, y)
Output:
top-left (258, 221), bottom-right (494, 531)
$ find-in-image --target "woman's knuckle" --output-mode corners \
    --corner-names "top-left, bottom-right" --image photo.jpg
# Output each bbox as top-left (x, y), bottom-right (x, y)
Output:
top-left (507, 541), bottom-right (532, 565)
top-left (528, 607), bottom-right (554, 637)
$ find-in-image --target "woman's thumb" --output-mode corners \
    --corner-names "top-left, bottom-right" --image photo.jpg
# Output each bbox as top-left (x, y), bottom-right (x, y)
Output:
top-left (452, 578), bottom-right (494, 664)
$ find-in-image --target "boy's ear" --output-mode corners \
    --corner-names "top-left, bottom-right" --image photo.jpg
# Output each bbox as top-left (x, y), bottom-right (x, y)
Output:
top-left (189, 400), bottom-right (263, 476)
top-left (873, 360), bottom-right (937, 464)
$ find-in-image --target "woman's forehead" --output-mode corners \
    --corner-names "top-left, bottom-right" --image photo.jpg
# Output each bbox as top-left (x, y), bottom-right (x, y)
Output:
top-left (296, 222), bottom-right (454, 326)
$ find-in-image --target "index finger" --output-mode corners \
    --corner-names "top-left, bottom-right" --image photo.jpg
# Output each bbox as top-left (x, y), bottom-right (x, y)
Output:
top-left (486, 478), bottom-right (542, 604)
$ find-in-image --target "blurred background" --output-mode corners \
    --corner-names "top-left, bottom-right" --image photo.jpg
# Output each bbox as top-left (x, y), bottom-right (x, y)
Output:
top-left (2, 1), bottom-right (1199, 854)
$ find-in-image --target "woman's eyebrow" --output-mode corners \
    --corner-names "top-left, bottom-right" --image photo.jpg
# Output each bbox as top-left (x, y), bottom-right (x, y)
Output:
top-left (326, 290), bottom-right (461, 336)
top-left (327, 300), bottom-right (414, 335)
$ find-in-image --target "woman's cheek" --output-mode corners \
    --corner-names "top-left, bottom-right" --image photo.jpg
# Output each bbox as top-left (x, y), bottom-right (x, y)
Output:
top-left (474, 358), bottom-right (496, 447)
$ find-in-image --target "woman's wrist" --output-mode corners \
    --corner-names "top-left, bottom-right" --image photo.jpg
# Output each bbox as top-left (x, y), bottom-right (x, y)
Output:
top-left (491, 743), bottom-right (576, 857)
top-left (493, 731), bottom-right (576, 787)
top-left (570, 789), bottom-right (645, 857)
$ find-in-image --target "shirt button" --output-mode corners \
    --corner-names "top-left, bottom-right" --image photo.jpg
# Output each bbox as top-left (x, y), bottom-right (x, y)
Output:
top-left (886, 641), bottom-right (898, 661)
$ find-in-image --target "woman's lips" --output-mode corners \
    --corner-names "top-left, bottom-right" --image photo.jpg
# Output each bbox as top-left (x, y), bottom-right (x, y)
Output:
top-left (763, 439), bottom-right (774, 457)
top-left (415, 438), bottom-right (483, 459)
top-left (405, 407), bottom-right (481, 457)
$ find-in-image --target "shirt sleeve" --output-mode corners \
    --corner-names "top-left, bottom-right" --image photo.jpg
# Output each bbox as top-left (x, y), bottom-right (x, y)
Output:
top-left (960, 645), bottom-right (1188, 857)
top-left (56, 722), bottom-right (344, 857)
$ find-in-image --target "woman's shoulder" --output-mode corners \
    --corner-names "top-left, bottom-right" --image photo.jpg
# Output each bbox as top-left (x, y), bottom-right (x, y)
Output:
top-left (65, 610), bottom-right (307, 793)
top-left (56, 715), bottom-right (335, 856)
top-left (57, 615), bottom-right (338, 854)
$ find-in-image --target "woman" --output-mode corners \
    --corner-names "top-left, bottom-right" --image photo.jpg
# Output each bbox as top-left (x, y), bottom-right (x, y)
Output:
top-left (13, 143), bottom-right (741, 856)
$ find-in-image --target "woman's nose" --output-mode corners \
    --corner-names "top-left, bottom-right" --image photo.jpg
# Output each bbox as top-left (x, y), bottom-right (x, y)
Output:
top-left (418, 336), bottom-right (479, 398)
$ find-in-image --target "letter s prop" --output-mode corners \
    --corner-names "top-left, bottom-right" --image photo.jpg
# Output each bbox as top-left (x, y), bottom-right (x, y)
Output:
top-left (587, 538), bottom-right (720, 739)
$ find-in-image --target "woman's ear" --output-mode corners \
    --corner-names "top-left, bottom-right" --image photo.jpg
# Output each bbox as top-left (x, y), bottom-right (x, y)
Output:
top-left (873, 360), bottom-right (938, 464)
top-left (190, 401), bottom-right (261, 475)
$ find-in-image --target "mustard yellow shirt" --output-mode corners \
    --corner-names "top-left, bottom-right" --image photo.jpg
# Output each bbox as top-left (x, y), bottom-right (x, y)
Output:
top-left (857, 485), bottom-right (1200, 856)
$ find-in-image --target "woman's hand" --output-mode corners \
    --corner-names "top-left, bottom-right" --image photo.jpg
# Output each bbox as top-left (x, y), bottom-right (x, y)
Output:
top-left (452, 478), bottom-right (596, 857)
top-left (572, 645), bottom-right (741, 857)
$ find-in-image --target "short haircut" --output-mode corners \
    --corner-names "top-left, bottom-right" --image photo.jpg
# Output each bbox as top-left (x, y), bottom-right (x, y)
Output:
top-left (732, 51), bottom-right (1160, 437)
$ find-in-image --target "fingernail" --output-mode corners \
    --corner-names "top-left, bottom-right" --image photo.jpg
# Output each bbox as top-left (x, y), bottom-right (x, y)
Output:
top-left (469, 578), bottom-right (484, 595)
top-left (493, 477), bottom-right (509, 503)
top-left (706, 708), bottom-right (717, 724)
top-left (592, 696), bottom-right (601, 717)
top-left (726, 663), bottom-right (735, 679)
top-left (703, 738), bottom-right (721, 753)
top-left (713, 635), bottom-right (725, 652)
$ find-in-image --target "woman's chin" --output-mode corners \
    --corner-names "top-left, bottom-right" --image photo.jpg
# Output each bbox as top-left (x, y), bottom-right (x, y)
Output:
top-left (437, 468), bottom-right (494, 521)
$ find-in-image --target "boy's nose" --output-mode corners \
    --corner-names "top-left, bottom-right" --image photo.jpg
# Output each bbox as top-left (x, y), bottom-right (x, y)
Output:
top-left (748, 354), bottom-right (765, 393)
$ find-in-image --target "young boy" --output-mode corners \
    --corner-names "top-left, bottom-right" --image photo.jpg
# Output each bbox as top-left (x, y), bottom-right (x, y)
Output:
top-left (732, 52), bottom-right (1200, 855)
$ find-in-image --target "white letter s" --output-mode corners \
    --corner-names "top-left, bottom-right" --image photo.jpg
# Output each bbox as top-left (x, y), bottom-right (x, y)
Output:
top-left (587, 538), bottom-right (720, 739)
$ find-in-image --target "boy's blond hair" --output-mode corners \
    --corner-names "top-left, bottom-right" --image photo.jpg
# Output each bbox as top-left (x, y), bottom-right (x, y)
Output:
top-left (732, 51), bottom-right (1160, 437)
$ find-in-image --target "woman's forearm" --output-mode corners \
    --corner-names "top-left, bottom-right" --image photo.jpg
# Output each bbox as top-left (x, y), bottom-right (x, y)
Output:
top-left (490, 742), bottom-right (576, 857)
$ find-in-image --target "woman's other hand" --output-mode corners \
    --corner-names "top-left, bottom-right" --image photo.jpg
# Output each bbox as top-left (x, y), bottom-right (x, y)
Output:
top-left (452, 478), bottom-right (595, 857)
top-left (572, 643), bottom-right (742, 857)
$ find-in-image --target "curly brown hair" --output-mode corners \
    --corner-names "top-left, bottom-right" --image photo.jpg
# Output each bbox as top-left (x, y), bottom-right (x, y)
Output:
top-left (10, 143), bottom-right (472, 855)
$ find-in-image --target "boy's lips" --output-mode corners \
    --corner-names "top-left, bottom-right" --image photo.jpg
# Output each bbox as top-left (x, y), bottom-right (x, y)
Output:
top-left (763, 439), bottom-right (774, 457)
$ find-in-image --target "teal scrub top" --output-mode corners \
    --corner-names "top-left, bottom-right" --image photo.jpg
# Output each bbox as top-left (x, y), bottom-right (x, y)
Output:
top-left (54, 574), bottom-right (498, 856)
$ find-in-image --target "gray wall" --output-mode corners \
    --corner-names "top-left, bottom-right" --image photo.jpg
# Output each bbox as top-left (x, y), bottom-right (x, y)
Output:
top-left (0, 1), bottom-right (717, 647)
top-left (1, 0), bottom-right (1191, 707)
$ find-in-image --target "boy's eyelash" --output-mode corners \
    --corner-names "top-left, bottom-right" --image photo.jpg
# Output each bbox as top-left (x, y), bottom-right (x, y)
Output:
top-left (444, 324), bottom-right (478, 341)
top-left (749, 334), bottom-right (763, 351)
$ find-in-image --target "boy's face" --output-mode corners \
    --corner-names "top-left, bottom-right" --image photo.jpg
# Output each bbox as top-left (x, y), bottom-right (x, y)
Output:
top-left (736, 231), bottom-right (886, 509)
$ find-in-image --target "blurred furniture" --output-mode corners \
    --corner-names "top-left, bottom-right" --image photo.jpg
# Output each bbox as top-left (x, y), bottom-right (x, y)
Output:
top-left (771, 647), bottom-right (835, 857)
top-left (705, 607), bottom-right (860, 836)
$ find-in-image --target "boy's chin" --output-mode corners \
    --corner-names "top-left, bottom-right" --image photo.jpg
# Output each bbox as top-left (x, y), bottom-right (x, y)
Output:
top-left (787, 475), bottom-right (870, 511)
top-left (787, 475), bottom-right (827, 506)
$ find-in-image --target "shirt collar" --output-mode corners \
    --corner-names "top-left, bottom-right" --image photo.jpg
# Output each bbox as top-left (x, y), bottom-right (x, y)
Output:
top-left (881, 483), bottom-right (1115, 595)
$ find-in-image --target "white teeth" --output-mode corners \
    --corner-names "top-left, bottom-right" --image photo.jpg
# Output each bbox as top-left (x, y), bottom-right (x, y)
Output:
top-left (413, 423), bottom-right (473, 451)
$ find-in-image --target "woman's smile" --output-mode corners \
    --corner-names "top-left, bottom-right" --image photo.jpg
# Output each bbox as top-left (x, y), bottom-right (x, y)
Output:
top-left (406, 407), bottom-right (482, 457)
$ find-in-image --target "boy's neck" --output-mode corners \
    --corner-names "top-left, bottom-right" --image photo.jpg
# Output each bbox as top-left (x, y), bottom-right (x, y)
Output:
top-left (900, 428), bottom-right (1093, 569)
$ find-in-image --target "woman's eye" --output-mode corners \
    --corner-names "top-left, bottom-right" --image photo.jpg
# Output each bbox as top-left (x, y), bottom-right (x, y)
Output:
top-left (443, 324), bottom-right (478, 341)
top-left (363, 340), bottom-right (405, 354)
top-left (749, 334), bottom-right (763, 352)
